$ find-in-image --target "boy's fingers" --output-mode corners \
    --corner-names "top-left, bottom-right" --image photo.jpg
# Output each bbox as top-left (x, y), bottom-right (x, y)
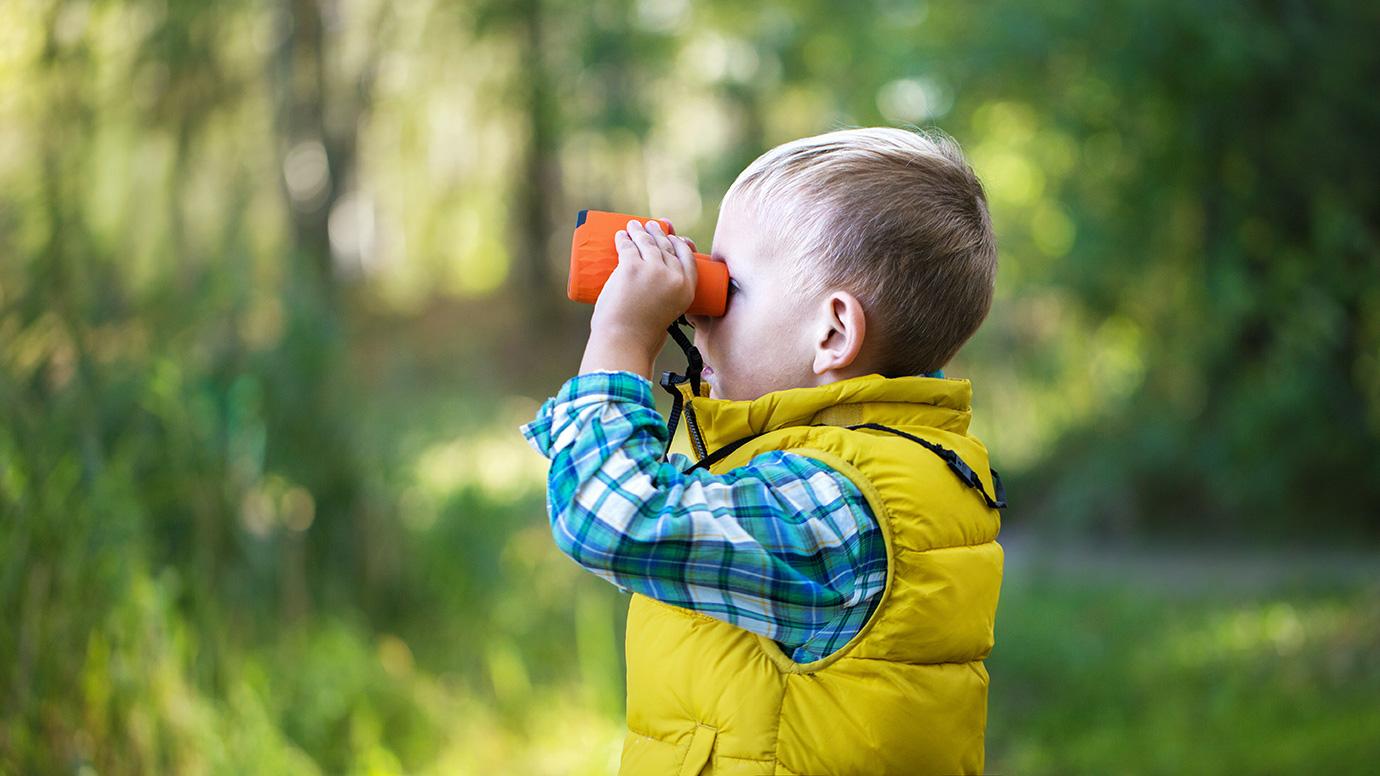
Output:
top-left (630, 224), bottom-right (672, 267)
top-left (645, 219), bottom-right (676, 258)
top-left (614, 230), bottom-right (646, 272)
top-left (672, 235), bottom-right (697, 282)
top-left (623, 220), bottom-right (652, 263)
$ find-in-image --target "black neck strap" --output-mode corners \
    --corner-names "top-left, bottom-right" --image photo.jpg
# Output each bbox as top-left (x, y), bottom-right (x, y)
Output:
top-left (658, 316), bottom-right (708, 460)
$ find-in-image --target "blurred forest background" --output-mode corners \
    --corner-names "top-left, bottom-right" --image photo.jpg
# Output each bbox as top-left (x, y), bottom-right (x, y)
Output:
top-left (3, 0), bottom-right (1378, 773)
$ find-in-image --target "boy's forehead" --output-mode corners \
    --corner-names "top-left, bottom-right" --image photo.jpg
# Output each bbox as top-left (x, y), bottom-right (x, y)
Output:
top-left (712, 197), bottom-right (763, 266)
top-left (714, 194), bottom-right (807, 280)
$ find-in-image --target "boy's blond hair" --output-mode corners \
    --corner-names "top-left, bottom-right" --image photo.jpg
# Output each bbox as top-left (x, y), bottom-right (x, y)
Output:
top-left (724, 126), bottom-right (997, 376)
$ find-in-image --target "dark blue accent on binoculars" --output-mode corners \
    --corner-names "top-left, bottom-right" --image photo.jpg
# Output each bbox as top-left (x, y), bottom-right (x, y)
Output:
top-left (576, 209), bottom-right (588, 227)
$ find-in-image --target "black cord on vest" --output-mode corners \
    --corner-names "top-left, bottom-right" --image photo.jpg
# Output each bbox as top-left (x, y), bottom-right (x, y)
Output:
top-left (682, 422), bottom-right (1008, 510)
top-left (685, 432), bottom-right (762, 473)
top-left (847, 423), bottom-right (1007, 510)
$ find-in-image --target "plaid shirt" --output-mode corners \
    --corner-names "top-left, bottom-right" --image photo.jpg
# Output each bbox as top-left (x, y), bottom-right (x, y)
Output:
top-left (519, 370), bottom-right (886, 663)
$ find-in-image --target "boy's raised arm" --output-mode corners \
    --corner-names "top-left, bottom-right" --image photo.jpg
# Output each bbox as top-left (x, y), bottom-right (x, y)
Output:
top-left (519, 369), bottom-right (885, 658)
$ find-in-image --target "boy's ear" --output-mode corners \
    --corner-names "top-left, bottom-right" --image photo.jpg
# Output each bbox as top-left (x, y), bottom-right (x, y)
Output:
top-left (812, 291), bottom-right (867, 376)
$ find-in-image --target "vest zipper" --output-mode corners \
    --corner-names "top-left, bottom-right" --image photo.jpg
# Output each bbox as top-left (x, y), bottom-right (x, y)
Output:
top-left (683, 402), bottom-right (709, 460)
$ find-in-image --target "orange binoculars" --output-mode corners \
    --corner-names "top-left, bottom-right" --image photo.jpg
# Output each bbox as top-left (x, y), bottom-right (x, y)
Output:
top-left (566, 209), bottom-right (729, 317)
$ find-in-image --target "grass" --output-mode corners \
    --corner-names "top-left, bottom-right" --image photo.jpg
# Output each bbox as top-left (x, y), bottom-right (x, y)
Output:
top-left (983, 539), bottom-right (1380, 775)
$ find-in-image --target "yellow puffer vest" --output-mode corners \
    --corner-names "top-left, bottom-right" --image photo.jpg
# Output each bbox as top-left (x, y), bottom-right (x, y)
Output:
top-left (619, 373), bottom-right (1004, 776)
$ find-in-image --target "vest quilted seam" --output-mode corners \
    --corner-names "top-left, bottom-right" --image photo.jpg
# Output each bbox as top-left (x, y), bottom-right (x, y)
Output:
top-left (845, 655), bottom-right (989, 666)
top-left (709, 752), bottom-right (776, 764)
top-left (769, 668), bottom-right (791, 772)
top-left (893, 540), bottom-right (1001, 554)
top-left (626, 723), bottom-right (781, 765)
top-left (627, 723), bottom-right (771, 755)
top-left (624, 726), bottom-right (669, 745)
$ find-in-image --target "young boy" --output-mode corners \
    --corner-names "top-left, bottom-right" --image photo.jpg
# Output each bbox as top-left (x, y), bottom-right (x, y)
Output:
top-left (520, 127), bottom-right (1004, 775)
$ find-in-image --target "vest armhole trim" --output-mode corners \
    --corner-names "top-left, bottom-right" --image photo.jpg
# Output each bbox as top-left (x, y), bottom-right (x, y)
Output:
top-left (751, 446), bottom-right (898, 676)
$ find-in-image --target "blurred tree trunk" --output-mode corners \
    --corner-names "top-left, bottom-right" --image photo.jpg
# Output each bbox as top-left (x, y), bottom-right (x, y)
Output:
top-left (270, 0), bottom-right (395, 618)
top-left (513, 0), bottom-right (565, 329)
top-left (277, 0), bottom-right (345, 294)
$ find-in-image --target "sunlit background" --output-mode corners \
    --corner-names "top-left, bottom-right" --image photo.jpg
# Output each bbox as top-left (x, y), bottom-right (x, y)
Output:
top-left (3, 0), bottom-right (1378, 773)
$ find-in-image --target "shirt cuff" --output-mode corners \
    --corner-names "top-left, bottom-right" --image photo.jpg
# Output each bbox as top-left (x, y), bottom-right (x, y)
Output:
top-left (519, 370), bottom-right (657, 457)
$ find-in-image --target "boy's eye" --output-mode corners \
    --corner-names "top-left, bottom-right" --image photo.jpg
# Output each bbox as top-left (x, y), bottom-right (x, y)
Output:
top-left (727, 279), bottom-right (740, 295)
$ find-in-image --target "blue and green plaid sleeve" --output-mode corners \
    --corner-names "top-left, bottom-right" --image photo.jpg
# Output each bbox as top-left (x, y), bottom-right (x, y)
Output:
top-left (519, 369), bottom-right (886, 663)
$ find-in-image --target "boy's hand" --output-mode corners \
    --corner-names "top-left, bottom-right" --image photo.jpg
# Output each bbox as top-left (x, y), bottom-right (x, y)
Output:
top-left (580, 218), bottom-right (698, 379)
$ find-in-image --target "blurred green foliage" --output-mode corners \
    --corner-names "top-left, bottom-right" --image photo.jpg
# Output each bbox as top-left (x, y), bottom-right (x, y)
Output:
top-left (1, 0), bottom-right (1377, 771)
top-left (964, 0), bottom-right (1380, 540)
